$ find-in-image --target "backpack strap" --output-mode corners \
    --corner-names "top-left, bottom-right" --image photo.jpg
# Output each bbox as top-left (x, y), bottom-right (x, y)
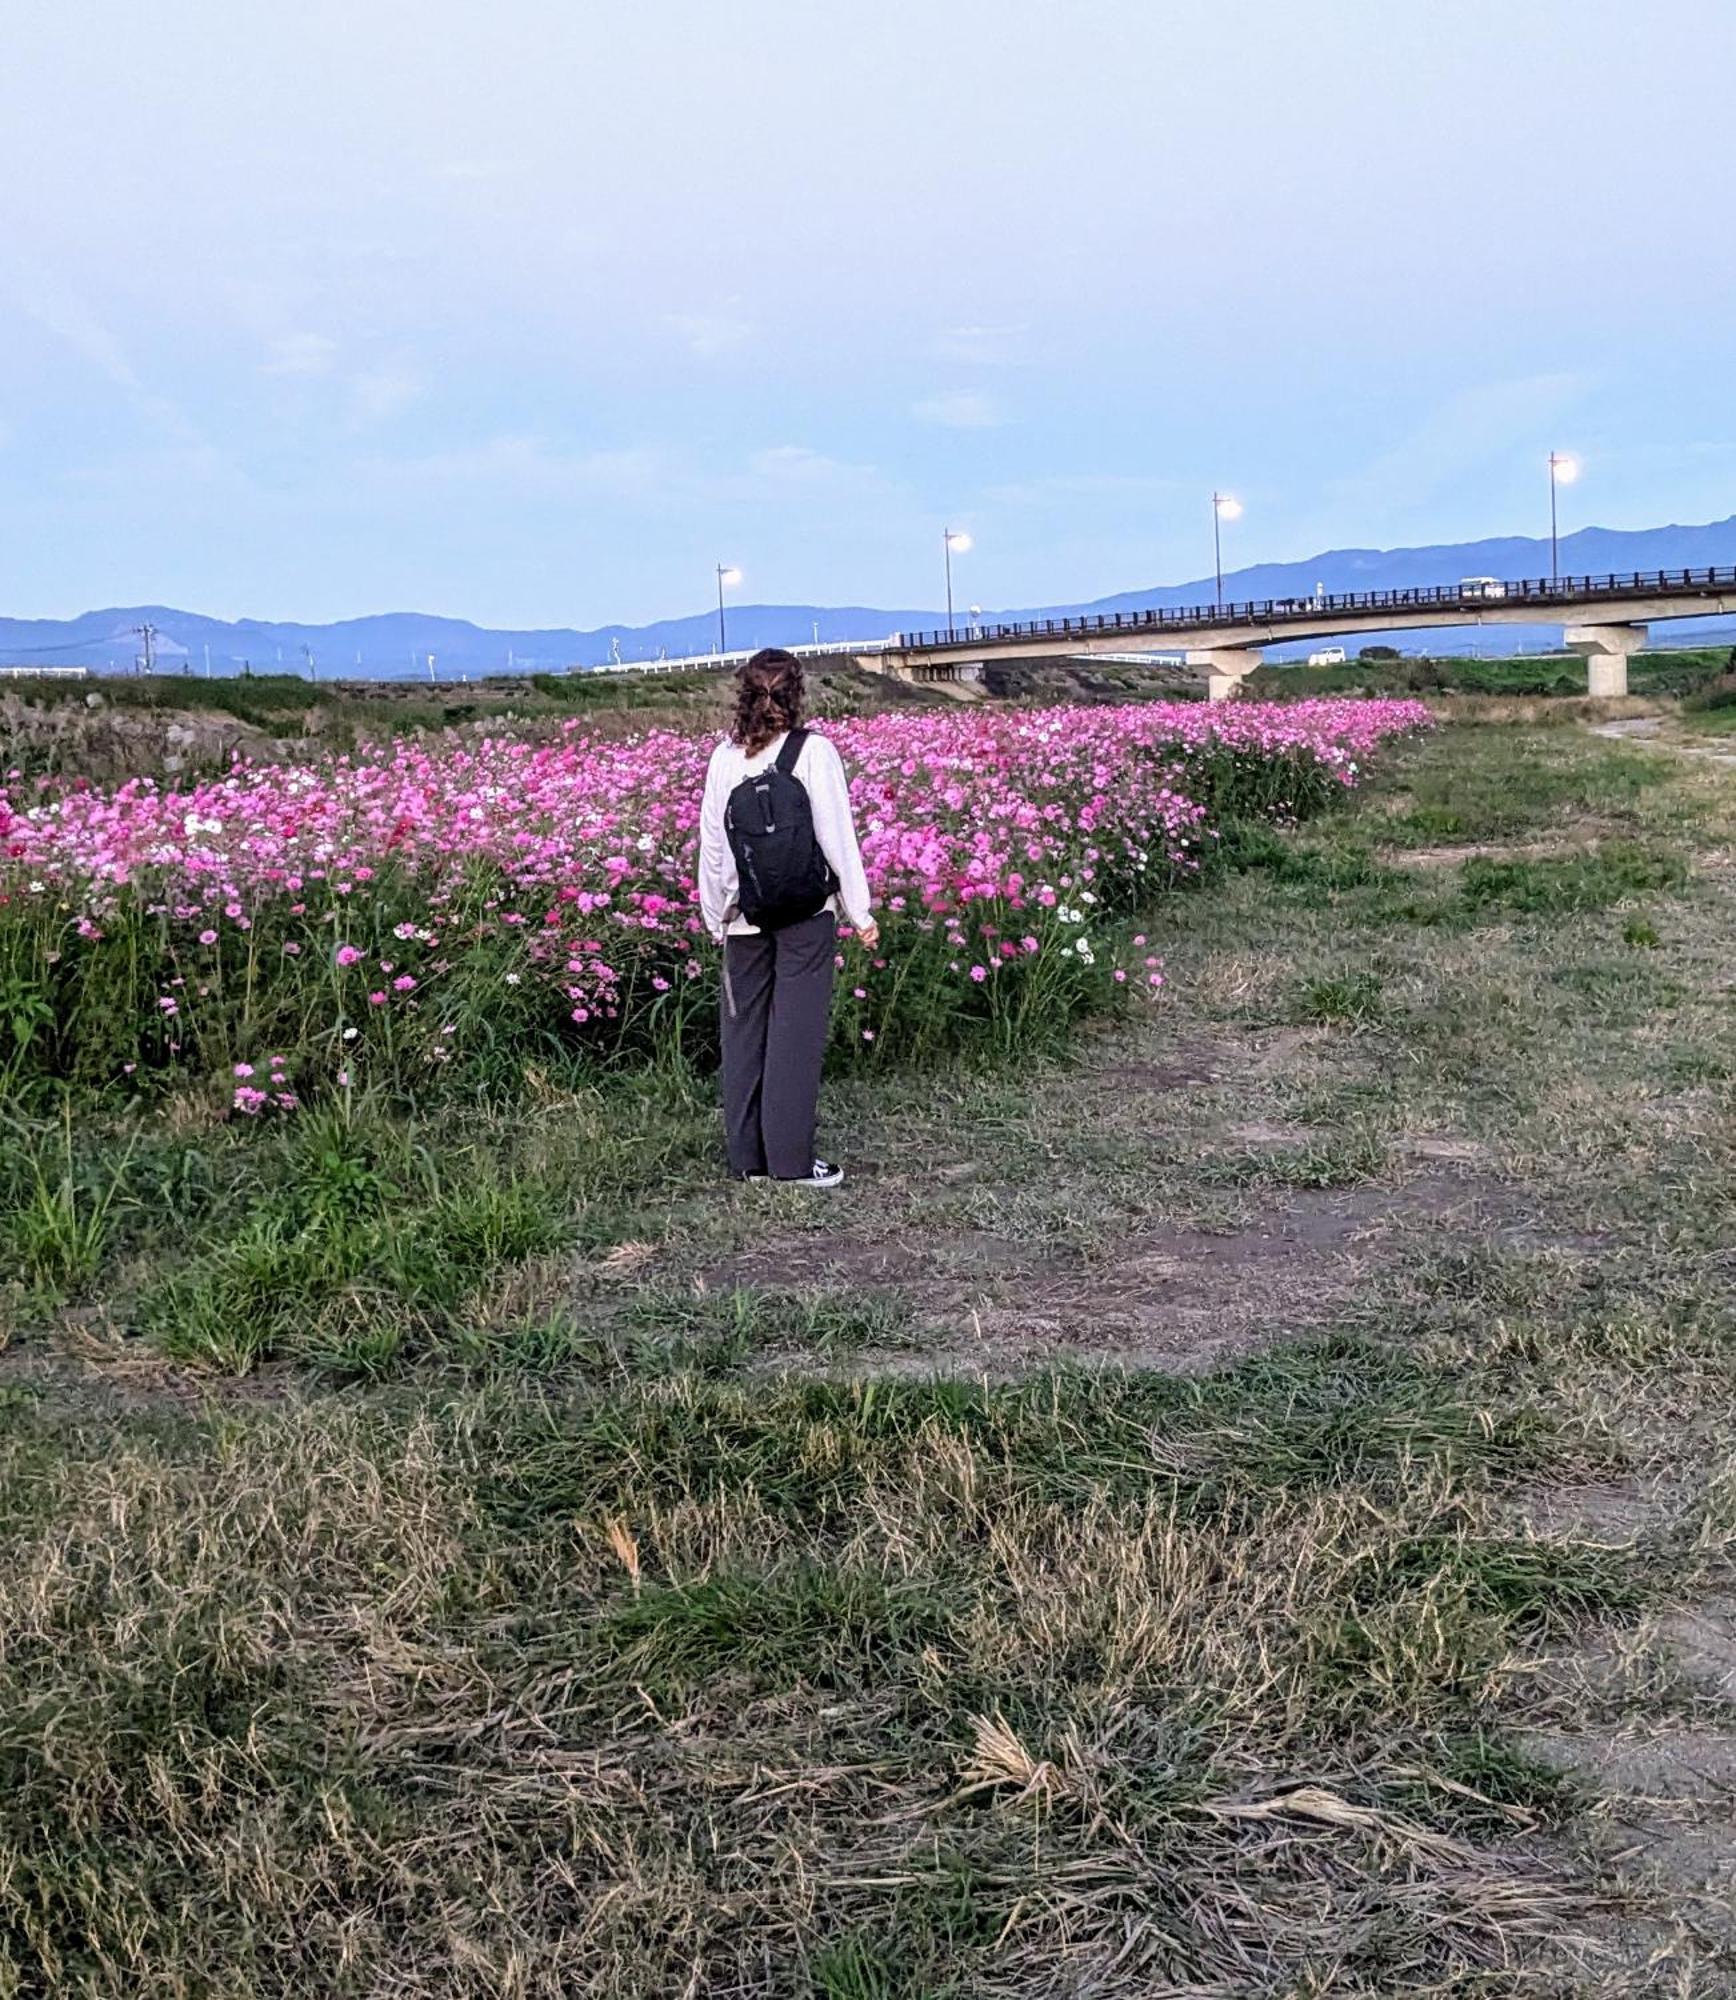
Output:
top-left (773, 727), bottom-right (809, 776)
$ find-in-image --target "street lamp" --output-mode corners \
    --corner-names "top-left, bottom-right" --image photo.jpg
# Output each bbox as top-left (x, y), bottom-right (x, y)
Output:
top-left (715, 564), bottom-right (743, 654)
top-left (1547, 453), bottom-right (1579, 585)
top-left (942, 528), bottom-right (972, 638)
top-left (1211, 493), bottom-right (1243, 611)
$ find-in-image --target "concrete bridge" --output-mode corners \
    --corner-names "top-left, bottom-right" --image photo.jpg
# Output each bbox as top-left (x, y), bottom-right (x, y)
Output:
top-left (876, 566), bottom-right (1736, 699)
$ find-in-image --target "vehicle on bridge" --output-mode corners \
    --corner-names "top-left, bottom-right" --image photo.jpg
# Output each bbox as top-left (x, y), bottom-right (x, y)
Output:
top-left (1458, 577), bottom-right (1509, 600)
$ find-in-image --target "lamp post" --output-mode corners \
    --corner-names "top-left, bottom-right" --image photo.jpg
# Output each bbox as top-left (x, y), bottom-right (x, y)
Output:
top-left (1211, 492), bottom-right (1242, 611)
top-left (1547, 453), bottom-right (1579, 585)
top-left (715, 564), bottom-right (742, 654)
top-left (942, 528), bottom-right (972, 637)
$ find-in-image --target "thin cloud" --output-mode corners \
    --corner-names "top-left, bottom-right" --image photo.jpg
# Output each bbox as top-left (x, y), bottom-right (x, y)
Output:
top-left (665, 311), bottom-right (753, 358)
top-left (934, 324), bottom-right (1028, 365)
top-left (19, 277), bottom-right (141, 392)
top-left (348, 366), bottom-right (426, 428)
top-left (1315, 372), bottom-right (1595, 529)
top-left (912, 391), bottom-right (1002, 430)
top-left (351, 436), bottom-right (889, 511)
top-left (436, 158), bottom-right (520, 182)
top-left (747, 445), bottom-right (878, 486)
top-left (262, 332), bottom-right (339, 377)
top-left (18, 274), bottom-right (206, 445)
top-left (987, 471), bottom-right (1186, 507)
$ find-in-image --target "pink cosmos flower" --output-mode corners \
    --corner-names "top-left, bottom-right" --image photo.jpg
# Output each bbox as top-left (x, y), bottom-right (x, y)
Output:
top-left (1, 694), bottom-right (1426, 1072)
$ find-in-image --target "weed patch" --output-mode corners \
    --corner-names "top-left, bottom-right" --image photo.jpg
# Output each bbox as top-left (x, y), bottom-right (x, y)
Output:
top-left (1460, 841), bottom-right (1687, 914)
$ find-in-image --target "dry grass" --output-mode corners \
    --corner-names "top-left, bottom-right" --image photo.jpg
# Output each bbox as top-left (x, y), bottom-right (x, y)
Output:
top-left (2, 718), bottom-right (1734, 1995)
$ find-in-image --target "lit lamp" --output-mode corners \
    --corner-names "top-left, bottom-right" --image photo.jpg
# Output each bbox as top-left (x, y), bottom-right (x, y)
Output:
top-left (1547, 453), bottom-right (1579, 585)
top-left (942, 528), bottom-right (972, 638)
top-left (1211, 492), bottom-right (1242, 610)
top-left (715, 564), bottom-right (743, 653)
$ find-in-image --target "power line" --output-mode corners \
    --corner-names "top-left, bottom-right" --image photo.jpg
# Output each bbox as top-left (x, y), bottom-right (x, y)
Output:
top-left (0, 636), bottom-right (114, 657)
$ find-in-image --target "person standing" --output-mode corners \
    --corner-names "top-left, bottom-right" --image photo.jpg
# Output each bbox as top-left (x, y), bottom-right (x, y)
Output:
top-left (698, 649), bottom-right (876, 1185)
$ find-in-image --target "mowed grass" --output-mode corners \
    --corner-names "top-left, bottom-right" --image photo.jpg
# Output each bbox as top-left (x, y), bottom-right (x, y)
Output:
top-left (2, 719), bottom-right (1735, 1995)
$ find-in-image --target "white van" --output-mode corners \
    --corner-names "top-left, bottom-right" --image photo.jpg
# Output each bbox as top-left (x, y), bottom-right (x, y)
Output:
top-left (1307, 646), bottom-right (1347, 667)
top-left (1459, 577), bottom-right (1508, 600)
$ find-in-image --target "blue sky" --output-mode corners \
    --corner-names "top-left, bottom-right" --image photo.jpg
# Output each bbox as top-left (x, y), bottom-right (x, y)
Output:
top-left (3, 0), bottom-right (1734, 626)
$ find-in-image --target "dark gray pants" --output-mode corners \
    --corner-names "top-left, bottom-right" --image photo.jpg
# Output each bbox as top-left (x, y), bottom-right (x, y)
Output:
top-left (721, 910), bottom-right (836, 1179)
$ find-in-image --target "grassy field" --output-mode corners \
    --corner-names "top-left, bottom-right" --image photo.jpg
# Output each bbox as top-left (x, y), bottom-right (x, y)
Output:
top-left (0, 661), bottom-right (956, 784)
top-left (2, 717), bottom-right (1734, 1996)
top-left (7, 644), bottom-right (1731, 789)
top-left (1244, 646), bottom-right (1734, 703)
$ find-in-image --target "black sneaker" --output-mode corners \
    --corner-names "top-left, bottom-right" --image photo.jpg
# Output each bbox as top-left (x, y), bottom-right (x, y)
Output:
top-left (778, 1158), bottom-right (844, 1188)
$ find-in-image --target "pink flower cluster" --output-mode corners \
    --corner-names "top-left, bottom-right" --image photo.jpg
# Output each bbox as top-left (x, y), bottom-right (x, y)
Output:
top-left (0, 697), bottom-right (1430, 1046)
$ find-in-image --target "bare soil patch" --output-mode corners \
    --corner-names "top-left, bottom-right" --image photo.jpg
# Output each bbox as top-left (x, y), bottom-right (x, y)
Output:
top-left (1387, 823), bottom-right (1615, 870)
top-left (712, 1166), bottom-right (1517, 1375)
top-left (0, 1320), bottom-right (301, 1415)
top-left (1520, 1723), bottom-right (1736, 1920)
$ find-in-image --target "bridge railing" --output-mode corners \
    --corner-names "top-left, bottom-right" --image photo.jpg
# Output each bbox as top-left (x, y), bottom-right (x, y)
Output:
top-left (895, 565), bottom-right (1736, 652)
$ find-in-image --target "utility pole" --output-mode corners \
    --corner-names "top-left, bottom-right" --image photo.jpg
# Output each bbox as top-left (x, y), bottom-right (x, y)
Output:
top-left (302, 643), bottom-right (317, 681)
top-left (135, 622), bottom-right (158, 675)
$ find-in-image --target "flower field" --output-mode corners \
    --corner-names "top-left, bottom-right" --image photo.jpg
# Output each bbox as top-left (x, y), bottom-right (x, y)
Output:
top-left (0, 697), bottom-right (1431, 1104)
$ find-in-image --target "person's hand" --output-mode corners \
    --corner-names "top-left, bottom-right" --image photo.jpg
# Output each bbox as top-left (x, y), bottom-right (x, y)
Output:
top-left (856, 920), bottom-right (880, 952)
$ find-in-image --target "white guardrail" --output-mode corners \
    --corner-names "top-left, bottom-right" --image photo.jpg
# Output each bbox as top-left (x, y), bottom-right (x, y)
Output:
top-left (0, 665), bottom-right (90, 679)
top-left (583, 638), bottom-right (897, 678)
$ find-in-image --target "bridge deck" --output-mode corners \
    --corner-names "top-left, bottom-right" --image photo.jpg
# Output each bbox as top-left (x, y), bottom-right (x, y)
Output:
top-left (890, 565), bottom-right (1736, 659)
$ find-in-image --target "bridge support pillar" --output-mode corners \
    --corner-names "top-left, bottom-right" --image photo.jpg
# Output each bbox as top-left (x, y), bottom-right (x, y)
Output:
top-left (1565, 624), bottom-right (1647, 699)
top-left (1186, 647), bottom-right (1264, 702)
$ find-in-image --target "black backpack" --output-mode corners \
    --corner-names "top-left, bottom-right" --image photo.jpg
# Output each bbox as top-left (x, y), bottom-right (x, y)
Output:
top-left (725, 728), bottom-right (839, 931)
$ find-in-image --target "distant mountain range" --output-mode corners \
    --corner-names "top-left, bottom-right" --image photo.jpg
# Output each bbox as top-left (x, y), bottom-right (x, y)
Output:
top-left (5, 516), bottom-right (1735, 680)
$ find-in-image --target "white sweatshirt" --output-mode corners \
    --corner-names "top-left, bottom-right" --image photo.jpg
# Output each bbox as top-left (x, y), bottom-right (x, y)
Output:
top-left (698, 729), bottom-right (874, 939)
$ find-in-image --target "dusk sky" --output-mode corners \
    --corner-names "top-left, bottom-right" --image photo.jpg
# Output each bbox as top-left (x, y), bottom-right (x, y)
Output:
top-left (3, 0), bottom-right (1734, 627)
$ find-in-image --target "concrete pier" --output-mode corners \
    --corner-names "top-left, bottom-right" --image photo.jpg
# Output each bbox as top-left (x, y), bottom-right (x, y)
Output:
top-left (1565, 624), bottom-right (1648, 698)
top-left (1186, 647), bottom-right (1264, 702)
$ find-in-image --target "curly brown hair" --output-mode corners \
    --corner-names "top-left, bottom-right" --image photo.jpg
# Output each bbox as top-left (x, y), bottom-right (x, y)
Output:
top-left (732, 647), bottom-right (806, 754)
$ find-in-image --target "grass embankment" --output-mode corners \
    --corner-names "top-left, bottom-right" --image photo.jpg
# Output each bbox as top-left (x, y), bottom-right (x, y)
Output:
top-left (1247, 645), bottom-right (1734, 702)
top-left (0, 662), bottom-right (950, 785)
top-left (2, 723), bottom-right (1734, 1994)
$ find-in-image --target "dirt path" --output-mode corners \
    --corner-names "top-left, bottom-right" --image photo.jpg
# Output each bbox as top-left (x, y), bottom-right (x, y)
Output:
top-left (1592, 713), bottom-right (1736, 766)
